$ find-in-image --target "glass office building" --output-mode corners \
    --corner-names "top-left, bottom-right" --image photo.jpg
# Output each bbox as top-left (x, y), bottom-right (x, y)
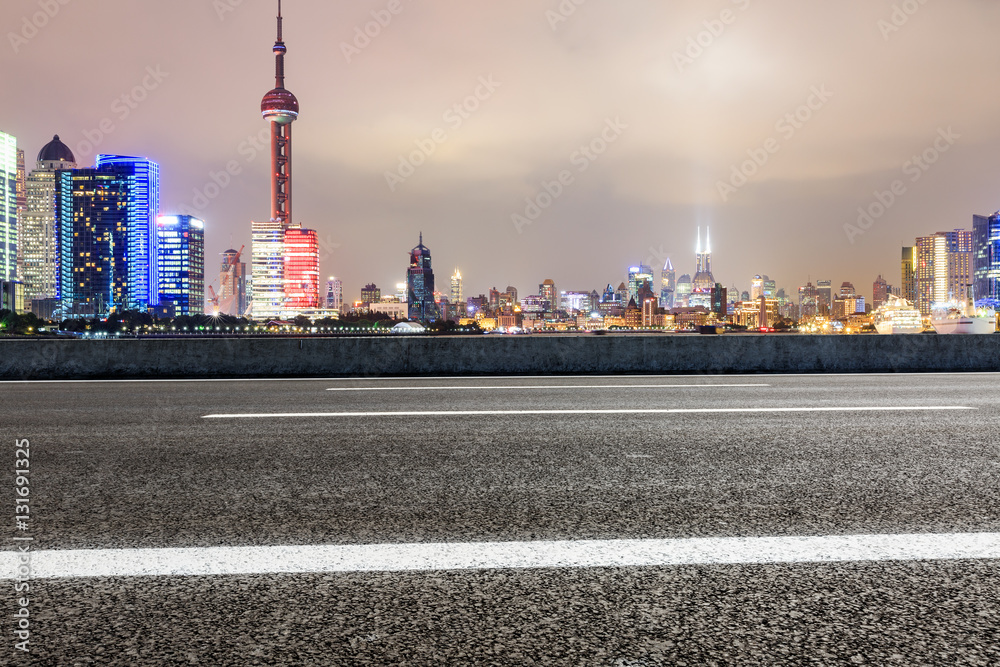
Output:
top-left (157, 215), bottom-right (205, 316)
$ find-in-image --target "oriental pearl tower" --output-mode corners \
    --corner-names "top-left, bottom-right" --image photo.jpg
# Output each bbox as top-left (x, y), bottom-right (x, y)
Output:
top-left (261, 0), bottom-right (298, 227)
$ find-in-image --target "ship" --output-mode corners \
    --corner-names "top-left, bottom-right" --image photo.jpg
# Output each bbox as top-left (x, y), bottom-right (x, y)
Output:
top-left (872, 295), bottom-right (923, 335)
top-left (931, 288), bottom-right (997, 335)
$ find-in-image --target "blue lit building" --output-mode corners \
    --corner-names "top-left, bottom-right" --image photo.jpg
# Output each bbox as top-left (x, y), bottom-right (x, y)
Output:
top-left (157, 215), bottom-right (205, 316)
top-left (973, 213), bottom-right (1000, 306)
top-left (407, 233), bottom-right (439, 321)
top-left (0, 131), bottom-right (18, 282)
top-left (55, 157), bottom-right (160, 318)
top-left (96, 155), bottom-right (160, 309)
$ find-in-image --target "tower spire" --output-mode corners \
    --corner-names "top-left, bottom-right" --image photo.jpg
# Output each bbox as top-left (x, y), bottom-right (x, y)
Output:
top-left (274, 0), bottom-right (286, 89)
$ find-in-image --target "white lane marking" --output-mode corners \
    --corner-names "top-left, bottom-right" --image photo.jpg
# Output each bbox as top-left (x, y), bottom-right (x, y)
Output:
top-left (326, 384), bottom-right (771, 392)
top-left (4, 371), bottom-right (1000, 384)
top-left (4, 533), bottom-right (998, 579)
top-left (203, 407), bottom-right (975, 419)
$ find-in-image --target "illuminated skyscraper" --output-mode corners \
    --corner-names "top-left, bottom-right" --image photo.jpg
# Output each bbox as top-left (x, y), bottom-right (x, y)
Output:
top-left (325, 277), bottom-right (343, 311)
top-left (251, 220), bottom-right (285, 319)
top-left (539, 279), bottom-right (556, 312)
top-left (22, 135), bottom-right (76, 302)
top-left (0, 131), bottom-right (17, 281)
top-left (360, 283), bottom-right (381, 305)
top-left (816, 280), bottom-right (833, 313)
top-left (973, 214), bottom-right (1000, 304)
top-left (901, 247), bottom-right (917, 305)
top-left (96, 154), bottom-right (161, 309)
top-left (55, 167), bottom-right (132, 317)
top-left (628, 263), bottom-right (653, 303)
top-left (407, 232), bottom-right (438, 320)
top-left (660, 258), bottom-right (675, 310)
top-left (916, 233), bottom-right (949, 314)
top-left (14, 148), bottom-right (25, 281)
top-left (283, 227), bottom-right (319, 310)
top-left (692, 227), bottom-right (715, 293)
top-left (451, 269), bottom-right (463, 306)
top-left (799, 282), bottom-right (819, 319)
top-left (873, 275), bottom-right (889, 309)
top-left (675, 274), bottom-right (692, 307)
top-left (156, 215), bottom-right (205, 316)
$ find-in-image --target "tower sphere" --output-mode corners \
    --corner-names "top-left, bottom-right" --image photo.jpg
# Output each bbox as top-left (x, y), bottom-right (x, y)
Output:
top-left (261, 88), bottom-right (299, 124)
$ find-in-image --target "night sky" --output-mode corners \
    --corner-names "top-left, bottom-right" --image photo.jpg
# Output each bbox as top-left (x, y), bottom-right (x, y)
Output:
top-left (4, 0), bottom-right (1000, 304)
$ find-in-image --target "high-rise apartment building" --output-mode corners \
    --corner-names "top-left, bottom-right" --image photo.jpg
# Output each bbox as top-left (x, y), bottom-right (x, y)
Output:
top-left (945, 229), bottom-right (974, 302)
top-left (96, 154), bottom-right (161, 309)
top-left (407, 233), bottom-right (438, 320)
top-left (22, 136), bottom-right (76, 303)
top-left (156, 215), bottom-right (205, 316)
top-left (0, 131), bottom-right (18, 281)
top-left (816, 280), bottom-right (833, 313)
top-left (325, 277), bottom-right (343, 311)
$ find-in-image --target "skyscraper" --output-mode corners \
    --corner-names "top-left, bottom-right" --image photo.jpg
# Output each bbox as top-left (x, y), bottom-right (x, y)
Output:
top-left (451, 269), bottom-right (463, 306)
top-left (220, 247), bottom-right (248, 317)
top-left (0, 131), bottom-right (18, 282)
top-left (14, 148), bottom-right (25, 282)
top-left (901, 247), bottom-right (917, 306)
top-left (973, 214), bottom-right (1000, 304)
top-left (692, 227), bottom-right (715, 293)
top-left (251, 219), bottom-right (285, 320)
top-left (916, 233), bottom-right (949, 314)
top-left (361, 283), bottom-right (381, 305)
top-left (799, 282), bottom-right (819, 319)
top-left (55, 167), bottom-right (133, 317)
top-left (407, 233), bottom-right (438, 320)
top-left (660, 258), bottom-right (675, 310)
top-left (23, 135), bottom-right (76, 303)
top-left (283, 227), bottom-right (319, 310)
top-left (816, 279), bottom-right (833, 313)
top-left (156, 215), bottom-right (205, 316)
top-left (96, 154), bottom-right (161, 309)
top-left (539, 279), bottom-right (556, 312)
top-left (325, 277), bottom-right (343, 311)
top-left (628, 263), bottom-right (653, 303)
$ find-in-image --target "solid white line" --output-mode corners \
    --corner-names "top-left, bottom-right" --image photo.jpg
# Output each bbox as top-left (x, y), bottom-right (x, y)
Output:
top-left (4, 533), bottom-right (998, 579)
top-left (326, 384), bottom-right (771, 392)
top-left (203, 406), bottom-right (975, 419)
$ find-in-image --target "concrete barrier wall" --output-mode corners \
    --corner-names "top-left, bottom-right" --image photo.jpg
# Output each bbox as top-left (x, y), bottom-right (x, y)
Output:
top-left (0, 334), bottom-right (999, 380)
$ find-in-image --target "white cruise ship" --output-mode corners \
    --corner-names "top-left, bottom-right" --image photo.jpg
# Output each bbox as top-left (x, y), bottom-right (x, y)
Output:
top-left (873, 295), bottom-right (923, 335)
top-left (931, 303), bottom-right (996, 334)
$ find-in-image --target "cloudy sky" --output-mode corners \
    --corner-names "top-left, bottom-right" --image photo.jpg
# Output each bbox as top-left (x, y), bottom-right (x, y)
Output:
top-left (4, 0), bottom-right (1000, 304)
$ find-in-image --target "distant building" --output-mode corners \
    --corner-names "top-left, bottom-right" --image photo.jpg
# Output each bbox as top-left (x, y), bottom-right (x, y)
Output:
top-left (0, 131), bottom-right (18, 282)
top-left (451, 269), bottom-right (463, 306)
top-left (675, 274), bottom-right (692, 307)
top-left (251, 220), bottom-right (285, 320)
top-left (901, 247), bottom-right (917, 306)
top-left (660, 258), bottom-right (675, 309)
top-left (872, 275), bottom-right (889, 309)
top-left (96, 154), bottom-right (161, 309)
top-left (361, 283), bottom-right (381, 305)
top-left (816, 279), bottom-right (833, 313)
top-left (325, 277), bottom-right (343, 311)
top-left (973, 214), bottom-right (1000, 303)
top-left (55, 160), bottom-right (159, 318)
top-left (220, 248), bottom-right (248, 317)
top-left (14, 148), bottom-right (25, 282)
top-left (628, 263), bottom-right (653, 303)
top-left (283, 227), bottom-right (320, 311)
top-left (157, 215), bottom-right (205, 316)
top-left (539, 279), bottom-right (556, 313)
top-left (799, 282), bottom-right (819, 319)
top-left (407, 233), bottom-right (438, 320)
top-left (711, 283), bottom-right (727, 317)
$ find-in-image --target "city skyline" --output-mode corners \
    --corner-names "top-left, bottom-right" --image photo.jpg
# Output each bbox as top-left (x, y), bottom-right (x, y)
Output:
top-left (4, 1), bottom-right (1000, 304)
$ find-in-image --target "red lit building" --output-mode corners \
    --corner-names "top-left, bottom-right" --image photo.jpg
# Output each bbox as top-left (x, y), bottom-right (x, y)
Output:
top-left (283, 228), bottom-right (319, 309)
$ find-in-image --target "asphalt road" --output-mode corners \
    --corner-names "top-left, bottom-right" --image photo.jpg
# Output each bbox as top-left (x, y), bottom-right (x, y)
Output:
top-left (3, 374), bottom-right (1000, 665)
